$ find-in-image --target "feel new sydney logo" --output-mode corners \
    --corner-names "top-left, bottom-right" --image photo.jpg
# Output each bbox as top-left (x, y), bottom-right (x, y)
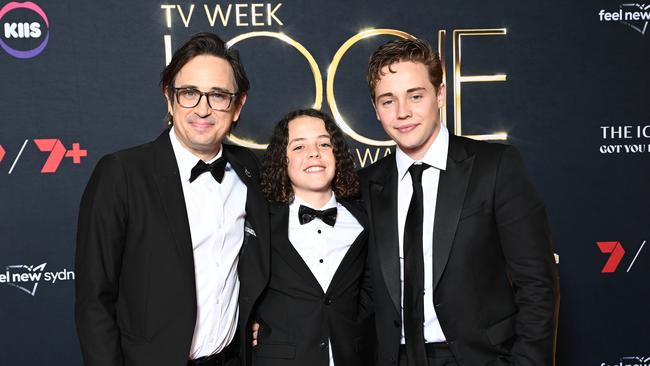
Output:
top-left (0, 262), bottom-right (75, 296)
top-left (598, 3), bottom-right (650, 35)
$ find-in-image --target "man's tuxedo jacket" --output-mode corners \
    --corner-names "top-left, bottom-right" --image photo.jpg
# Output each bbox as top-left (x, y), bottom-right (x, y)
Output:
top-left (75, 130), bottom-right (270, 366)
top-left (251, 201), bottom-right (374, 366)
top-left (359, 135), bottom-right (559, 366)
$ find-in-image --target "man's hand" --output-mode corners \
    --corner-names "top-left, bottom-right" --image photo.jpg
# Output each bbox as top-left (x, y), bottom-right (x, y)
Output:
top-left (252, 322), bottom-right (260, 346)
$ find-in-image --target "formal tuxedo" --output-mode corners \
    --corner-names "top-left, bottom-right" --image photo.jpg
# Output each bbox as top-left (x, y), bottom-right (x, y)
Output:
top-left (359, 134), bottom-right (559, 366)
top-left (251, 200), bottom-right (374, 366)
top-left (75, 130), bottom-right (270, 366)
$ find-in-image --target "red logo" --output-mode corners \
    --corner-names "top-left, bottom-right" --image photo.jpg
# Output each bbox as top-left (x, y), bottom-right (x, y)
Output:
top-left (1, 138), bottom-right (87, 174)
top-left (34, 139), bottom-right (87, 173)
top-left (597, 240), bottom-right (647, 273)
top-left (597, 241), bottom-right (626, 273)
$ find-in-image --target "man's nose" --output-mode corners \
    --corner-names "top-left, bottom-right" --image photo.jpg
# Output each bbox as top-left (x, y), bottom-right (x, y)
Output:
top-left (194, 94), bottom-right (212, 117)
top-left (396, 100), bottom-right (412, 119)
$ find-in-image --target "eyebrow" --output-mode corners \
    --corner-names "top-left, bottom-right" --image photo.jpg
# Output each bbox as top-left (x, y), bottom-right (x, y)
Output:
top-left (375, 87), bottom-right (428, 100)
top-left (175, 85), bottom-right (235, 93)
top-left (375, 92), bottom-right (394, 100)
top-left (406, 87), bottom-right (427, 93)
top-left (288, 134), bottom-right (331, 145)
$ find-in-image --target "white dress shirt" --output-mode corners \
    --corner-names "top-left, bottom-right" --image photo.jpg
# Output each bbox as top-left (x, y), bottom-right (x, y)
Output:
top-left (169, 128), bottom-right (247, 359)
top-left (288, 194), bottom-right (363, 366)
top-left (396, 125), bottom-right (449, 344)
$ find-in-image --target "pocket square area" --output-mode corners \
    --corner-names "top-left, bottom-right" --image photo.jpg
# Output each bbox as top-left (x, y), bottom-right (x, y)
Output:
top-left (244, 226), bottom-right (257, 237)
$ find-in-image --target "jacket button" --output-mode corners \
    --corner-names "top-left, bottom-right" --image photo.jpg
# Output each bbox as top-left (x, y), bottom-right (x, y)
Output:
top-left (324, 297), bottom-right (332, 305)
top-left (319, 342), bottom-right (328, 350)
top-left (393, 320), bottom-right (400, 328)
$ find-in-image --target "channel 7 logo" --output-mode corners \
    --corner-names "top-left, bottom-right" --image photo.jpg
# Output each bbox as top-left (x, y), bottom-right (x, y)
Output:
top-left (0, 138), bottom-right (87, 173)
top-left (597, 240), bottom-right (647, 273)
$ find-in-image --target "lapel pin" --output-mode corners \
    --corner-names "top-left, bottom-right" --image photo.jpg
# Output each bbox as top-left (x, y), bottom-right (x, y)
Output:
top-left (244, 167), bottom-right (252, 178)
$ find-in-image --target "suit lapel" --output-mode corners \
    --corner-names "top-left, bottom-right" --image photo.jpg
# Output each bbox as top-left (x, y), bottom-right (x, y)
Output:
top-left (326, 200), bottom-right (367, 295)
top-left (433, 136), bottom-right (474, 291)
top-left (369, 157), bottom-right (402, 314)
top-left (223, 145), bottom-right (270, 285)
top-left (152, 130), bottom-right (195, 279)
top-left (269, 204), bottom-right (323, 293)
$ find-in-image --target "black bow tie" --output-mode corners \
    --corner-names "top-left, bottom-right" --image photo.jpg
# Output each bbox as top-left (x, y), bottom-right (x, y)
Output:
top-left (189, 157), bottom-right (227, 183)
top-left (298, 205), bottom-right (337, 226)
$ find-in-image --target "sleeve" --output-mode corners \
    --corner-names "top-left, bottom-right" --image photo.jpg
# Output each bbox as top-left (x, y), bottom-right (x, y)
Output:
top-left (355, 171), bottom-right (375, 315)
top-left (74, 154), bottom-right (128, 366)
top-left (353, 198), bottom-right (374, 319)
top-left (494, 145), bottom-right (560, 366)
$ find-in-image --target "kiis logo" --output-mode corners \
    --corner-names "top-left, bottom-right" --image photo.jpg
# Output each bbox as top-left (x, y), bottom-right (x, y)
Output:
top-left (601, 356), bottom-right (650, 366)
top-left (598, 3), bottom-right (650, 35)
top-left (0, 138), bottom-right (88, 174)
top-left (0, 1), bottom-right (49, 58)
top-left (0, 262), bottom-right (75, 296)
top-left (597, 240), bottom-right (647, 273)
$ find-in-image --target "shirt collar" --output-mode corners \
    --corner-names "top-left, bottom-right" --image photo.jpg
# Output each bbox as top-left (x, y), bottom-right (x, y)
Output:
top-left (395, 124), bottom-right (449, 181)
top-left (169, 127), bottom-right (223, 183)
top-left (290, 193), bottom-right (337, 211)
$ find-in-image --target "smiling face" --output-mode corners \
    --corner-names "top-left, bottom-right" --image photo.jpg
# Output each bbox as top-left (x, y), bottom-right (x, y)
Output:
top-left (286, 115), bottom-right (336, 206)
top-left (165, 54), bottom-right (246, 161)
top-left (373, 60), bottom-right (445, 160)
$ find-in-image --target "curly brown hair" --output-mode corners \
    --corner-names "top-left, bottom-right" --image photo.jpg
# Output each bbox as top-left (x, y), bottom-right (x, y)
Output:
top-left (261, 109), bottom-right (359, 204)
top-left (367, 38), bottom-right (443, 101)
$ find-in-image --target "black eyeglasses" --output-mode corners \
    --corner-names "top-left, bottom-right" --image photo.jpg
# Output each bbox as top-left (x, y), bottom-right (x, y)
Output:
top-left (173, 87), bottom-right (237, 111)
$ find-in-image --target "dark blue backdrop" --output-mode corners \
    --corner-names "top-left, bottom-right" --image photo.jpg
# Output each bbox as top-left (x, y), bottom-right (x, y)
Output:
top-left (1, 1), bottom-right (648, 364)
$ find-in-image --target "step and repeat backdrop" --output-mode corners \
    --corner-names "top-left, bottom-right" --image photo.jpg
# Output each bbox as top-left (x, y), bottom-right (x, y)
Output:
top-left (1, 0), bottom-right (648, 364)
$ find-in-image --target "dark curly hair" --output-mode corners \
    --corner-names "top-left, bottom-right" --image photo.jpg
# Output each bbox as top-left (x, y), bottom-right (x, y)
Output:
top-left (261, 109), bottom-right (359, 204)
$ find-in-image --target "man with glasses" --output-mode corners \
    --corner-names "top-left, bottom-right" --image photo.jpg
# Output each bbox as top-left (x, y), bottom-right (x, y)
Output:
top-left (75, 33), bottom-right (269, 366)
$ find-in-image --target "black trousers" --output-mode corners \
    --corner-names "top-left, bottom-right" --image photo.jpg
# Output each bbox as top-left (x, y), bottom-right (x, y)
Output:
top-left (398, 343), bottom-right (458, 366)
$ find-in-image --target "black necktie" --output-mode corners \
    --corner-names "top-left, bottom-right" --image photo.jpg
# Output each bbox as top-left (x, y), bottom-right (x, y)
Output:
top-left (189, 157), bottom-right (227, 183)
top-left (298, 205), bottom-right (337, 227)
top-left (403, 163), bottom-right (429, 366)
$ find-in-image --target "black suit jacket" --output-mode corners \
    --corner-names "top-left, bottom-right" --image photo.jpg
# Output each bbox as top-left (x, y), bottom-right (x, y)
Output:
top-left (75, 130), bottom-right (270, 366)
top-left (359, 135), bottom-right (559, 366)
top-left (252, 200), bottom-right (374, 366)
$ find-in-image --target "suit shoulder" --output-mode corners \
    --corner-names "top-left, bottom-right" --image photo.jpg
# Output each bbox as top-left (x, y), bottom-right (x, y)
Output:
top-left (451, 135), bottom-right (521, 167)
top-left (339, 197), bottom-right (365, 213)
top-left (338, 198), bottom-right (368, 228)
top-left (358, 153), bottom-right (394, 181)
top-left (452, 134), bottom-right (512, 154)
top-left (91, 139), bottom-right (155, 172)
top-left (223, 142), bottom-right (252, 154)
top-left (452, 135), bottom-right (533, 192)
top-left (107, 138), bottom-right (159, 164)
top-left (224, 143), bottom-right (261, 167)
